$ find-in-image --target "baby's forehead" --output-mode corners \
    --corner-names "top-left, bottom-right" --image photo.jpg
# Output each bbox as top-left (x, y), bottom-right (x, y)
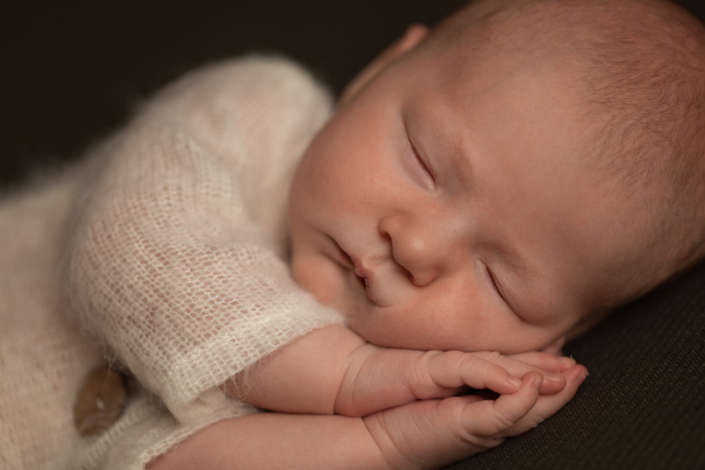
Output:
top-left (413, 8), bottom-right (591, 104)
top-left (426, 0), bottom-right (689, 72)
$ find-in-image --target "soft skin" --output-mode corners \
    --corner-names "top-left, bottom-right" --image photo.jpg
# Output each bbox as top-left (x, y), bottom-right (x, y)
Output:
top-left (149, 23), bottom-right (588, 470)
top-left (288, 20), bottom-right (634, 353)
top-left (151, 324), bottom-right (585, 470)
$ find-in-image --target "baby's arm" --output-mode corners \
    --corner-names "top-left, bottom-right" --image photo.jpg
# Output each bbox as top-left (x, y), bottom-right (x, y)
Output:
top-left (226, 324), bottom-right (575, 417)
top-left (159, 304), bottom-right (584, 469)
top-left (152, 365), bottom-right (586, 470)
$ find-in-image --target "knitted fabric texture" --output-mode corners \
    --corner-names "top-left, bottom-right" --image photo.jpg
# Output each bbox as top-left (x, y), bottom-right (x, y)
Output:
top-left (1, 56), bottom-right (344, 469)
top-left (0, 174), bottom-right (104, 470)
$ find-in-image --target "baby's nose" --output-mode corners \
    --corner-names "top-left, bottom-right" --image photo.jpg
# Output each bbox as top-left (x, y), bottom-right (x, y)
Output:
top-left (379, 214), bottom-right (451, 287)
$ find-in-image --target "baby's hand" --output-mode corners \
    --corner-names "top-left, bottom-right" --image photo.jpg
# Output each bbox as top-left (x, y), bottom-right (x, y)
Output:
top-left (363, 364), bottom-right (587, 469)
top-left (335, 346), bottom-right (575, 417)
top-left (148, 365), bottom-right (585, 470)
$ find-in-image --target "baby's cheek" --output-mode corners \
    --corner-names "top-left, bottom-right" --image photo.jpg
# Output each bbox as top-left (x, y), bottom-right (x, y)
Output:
top-left (293, 260), bottom-right (331, 300)
top-left (345, 305), bottom-right (425, 350)
top-left (345, 313), bottom-right (384, 345)
top-left (292, 257), bottom-right (352, 313)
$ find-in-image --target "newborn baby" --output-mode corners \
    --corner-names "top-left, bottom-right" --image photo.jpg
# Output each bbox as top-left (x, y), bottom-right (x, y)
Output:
top-left (2, 0), bottom-right (703, 469)
top-left (148, 0), bottom-right (705, 468)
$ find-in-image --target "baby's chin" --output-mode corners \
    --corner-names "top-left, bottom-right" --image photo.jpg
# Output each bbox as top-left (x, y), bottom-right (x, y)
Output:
top-left (296, 271), bottom-right (370, 319)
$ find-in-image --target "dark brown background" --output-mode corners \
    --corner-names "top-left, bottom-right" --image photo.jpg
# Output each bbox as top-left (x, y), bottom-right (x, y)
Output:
top-left (0, 0), bottom-right (466, 187)
top-left (2, 0), bottom-right (703, 187)
top-left (1, 2), bottom-right (704, 469)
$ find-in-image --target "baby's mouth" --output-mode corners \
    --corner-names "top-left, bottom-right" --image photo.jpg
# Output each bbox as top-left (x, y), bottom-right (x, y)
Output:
top-left (355, 272), bottom-right (367, 290)
top-left (333, 240), bottom-right (370, 293)
top-left (350, 255), bottom-right (374, 296)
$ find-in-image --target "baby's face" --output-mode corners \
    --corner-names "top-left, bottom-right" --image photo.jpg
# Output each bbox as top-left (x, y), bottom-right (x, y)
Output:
top-left (288, 32), bottom-right (633, 353)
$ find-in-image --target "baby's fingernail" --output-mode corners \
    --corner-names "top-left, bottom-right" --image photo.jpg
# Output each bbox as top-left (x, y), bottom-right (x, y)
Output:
top-left (559, 357), bottom-right (576, 367)
top-left (577, 371), bottom-right (588, 385)
top-left (509, 377), bottom-right (522, 388)
top-left (546, 372), bottom-right (564, 383)
top-left (534, 375), bottom-right (543, 390)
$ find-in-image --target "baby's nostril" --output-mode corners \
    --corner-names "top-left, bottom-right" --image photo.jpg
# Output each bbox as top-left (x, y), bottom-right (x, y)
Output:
top-left (404, 268), bottom-right (415, 284)
top-left (406, 267), bottom-right (435, 287)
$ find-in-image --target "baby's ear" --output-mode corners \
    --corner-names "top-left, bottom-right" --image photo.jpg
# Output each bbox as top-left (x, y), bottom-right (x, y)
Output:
top-left (338, 24), bottom-right (429, 106)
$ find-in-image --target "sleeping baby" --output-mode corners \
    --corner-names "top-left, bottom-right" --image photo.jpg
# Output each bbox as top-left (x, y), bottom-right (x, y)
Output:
top-left (2, 0), bottom-right (704, 468)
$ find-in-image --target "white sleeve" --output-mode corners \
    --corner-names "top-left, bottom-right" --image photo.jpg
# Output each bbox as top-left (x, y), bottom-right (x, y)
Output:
top-left (64, 56), bottom-right (344, 424)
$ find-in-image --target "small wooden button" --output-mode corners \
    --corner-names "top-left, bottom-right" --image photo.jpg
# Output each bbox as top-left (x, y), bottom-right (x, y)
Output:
top-left (74, 366), bottom-right (127, 436)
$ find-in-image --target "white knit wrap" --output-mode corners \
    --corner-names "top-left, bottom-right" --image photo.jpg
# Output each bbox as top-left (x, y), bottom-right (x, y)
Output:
top-left (1, 56), bottom-right (344, 469)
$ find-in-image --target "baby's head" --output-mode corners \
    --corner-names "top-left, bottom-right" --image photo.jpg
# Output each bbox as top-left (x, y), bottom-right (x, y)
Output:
top-left (287, 0), bottom-right (705, 353)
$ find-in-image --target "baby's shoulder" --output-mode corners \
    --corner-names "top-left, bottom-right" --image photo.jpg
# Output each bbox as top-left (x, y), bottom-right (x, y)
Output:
top-left (149, 55), bottom-right (334, 120)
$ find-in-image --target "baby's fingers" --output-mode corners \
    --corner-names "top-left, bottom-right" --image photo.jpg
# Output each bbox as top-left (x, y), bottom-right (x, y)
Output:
top-left (362, 373), bottom-right (544, 469)
top-left (474, 351), bottom-right (569, 395)
top-left (425, 351), bottom-right (523, 397)
top-left (461, 372), bottom-right (543, 438)
top-left (499, 364), bottom-right (587, 438)
top-left (507, 350), bottom-right (575, 372)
